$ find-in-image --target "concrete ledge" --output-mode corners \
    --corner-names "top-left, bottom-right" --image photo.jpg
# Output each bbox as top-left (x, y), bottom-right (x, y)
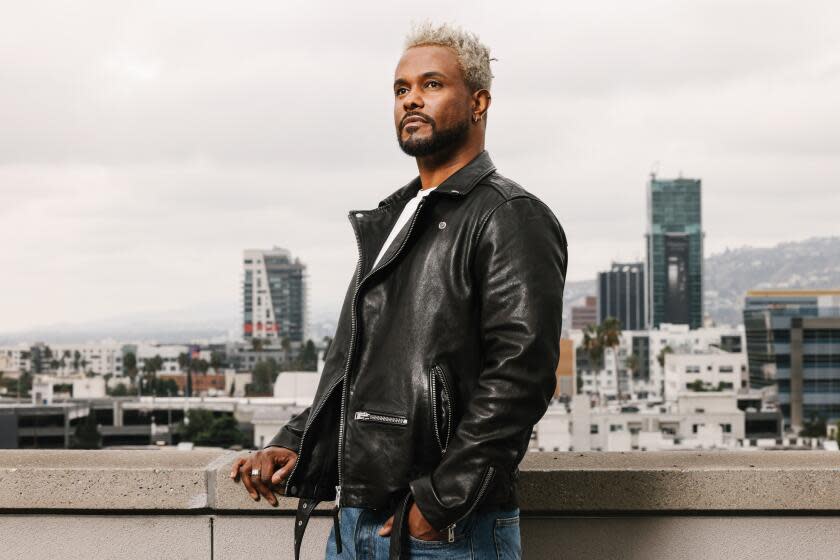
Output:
top-left (2, 449), bottom-right (840, 512)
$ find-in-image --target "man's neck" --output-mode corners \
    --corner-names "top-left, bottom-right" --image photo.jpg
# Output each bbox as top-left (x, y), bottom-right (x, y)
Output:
top-left (415, 142), bottom-right (484, 190)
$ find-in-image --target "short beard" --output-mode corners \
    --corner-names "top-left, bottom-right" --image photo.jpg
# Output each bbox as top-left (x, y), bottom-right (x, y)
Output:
top-left (397, 116), bottom-right (470, 158)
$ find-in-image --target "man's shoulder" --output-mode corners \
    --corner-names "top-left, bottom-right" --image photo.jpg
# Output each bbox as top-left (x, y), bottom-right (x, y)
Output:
top-left (467, 169), bottom-right (566, 247)
top-left (469, 169), bottom-right (549, 210)
top-left (470, 169), bottom-right (555, 221)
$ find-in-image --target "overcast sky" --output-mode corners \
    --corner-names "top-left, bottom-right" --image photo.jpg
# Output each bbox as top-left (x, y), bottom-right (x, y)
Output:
top-left (1, 1), bottom-right (838, 333)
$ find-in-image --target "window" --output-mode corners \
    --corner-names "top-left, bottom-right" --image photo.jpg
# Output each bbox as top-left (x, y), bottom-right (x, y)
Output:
top-left (590, 424), bottom-right (599, 434)
top-left (720, 423), bottom-right (732, 433)
top-left (609, 424), bottom-right (624, 432)
top-left (686, 365), bottom-right (700, 373)
top-left (719, 365), bottom-right (734, 373)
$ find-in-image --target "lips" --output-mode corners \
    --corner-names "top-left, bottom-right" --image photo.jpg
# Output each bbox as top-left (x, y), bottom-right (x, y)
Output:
top-left (402, 116), bottom-right (428, 128)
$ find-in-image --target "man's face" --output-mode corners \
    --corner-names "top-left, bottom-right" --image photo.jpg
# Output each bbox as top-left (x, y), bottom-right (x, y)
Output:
top-left (393, 45), bottom-right (472, 157)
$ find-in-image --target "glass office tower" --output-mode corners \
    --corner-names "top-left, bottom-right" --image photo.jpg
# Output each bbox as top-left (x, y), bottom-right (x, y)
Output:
top-left (645, 175), bottom-right (704, 329)
top-left (744, 290), bottom-right (840, 433)
top-left (598, 262), bottom-right (646, 331)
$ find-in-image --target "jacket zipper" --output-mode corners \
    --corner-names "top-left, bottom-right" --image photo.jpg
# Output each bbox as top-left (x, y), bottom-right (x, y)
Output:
top-left (335, 195), bottom-right (430, 513)
top-left (444, 465), bottom-right (495, 542)
top-left (430, 365), bottom-right (454, 454)
top-left (354, 410), bottom-right (408, 425)
top-left (283, 205), bottom-right (368, 501)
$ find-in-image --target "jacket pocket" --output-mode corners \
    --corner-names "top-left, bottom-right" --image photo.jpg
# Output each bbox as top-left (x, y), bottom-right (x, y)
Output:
top-left (429, 364), bottom-right (454, 453)
top-left (354, 410), bottom-right (408, 426)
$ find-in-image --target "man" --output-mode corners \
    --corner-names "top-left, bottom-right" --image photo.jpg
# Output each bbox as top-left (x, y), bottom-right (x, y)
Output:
top-left (230, 21), bottom-right (568, 560)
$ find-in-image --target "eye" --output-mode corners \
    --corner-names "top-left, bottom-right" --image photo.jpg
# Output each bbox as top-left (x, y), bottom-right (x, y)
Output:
top-left (395, 86), bottom-right (408, 96)
top-left (425, 80), bottom-right (441, 89)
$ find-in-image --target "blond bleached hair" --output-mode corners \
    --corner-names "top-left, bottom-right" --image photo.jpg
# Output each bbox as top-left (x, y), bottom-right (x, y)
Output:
top-left (403, 20), bottom-right (495, 92)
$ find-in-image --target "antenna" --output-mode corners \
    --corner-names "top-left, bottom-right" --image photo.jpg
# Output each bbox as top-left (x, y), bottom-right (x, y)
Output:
top-left (650, 161), bottom-right (660, 179)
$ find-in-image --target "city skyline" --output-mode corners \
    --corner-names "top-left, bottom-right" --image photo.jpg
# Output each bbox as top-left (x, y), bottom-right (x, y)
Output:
top-left (2, 2), bottom-right (839, 333)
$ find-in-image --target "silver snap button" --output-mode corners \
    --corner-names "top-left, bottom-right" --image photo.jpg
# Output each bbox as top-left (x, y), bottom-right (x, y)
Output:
top-left (298, 520), bottom-right (302, 526)
top-left (302, 503), bottom-right (308, 509)
top-left (355, 213), bottom-right (363, 218)
top-left (438, 221), bottom-right (447, 229)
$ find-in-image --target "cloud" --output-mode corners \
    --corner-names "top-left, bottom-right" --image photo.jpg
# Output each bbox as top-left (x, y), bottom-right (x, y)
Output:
top-left (1, 0), bottom-right (838, 332)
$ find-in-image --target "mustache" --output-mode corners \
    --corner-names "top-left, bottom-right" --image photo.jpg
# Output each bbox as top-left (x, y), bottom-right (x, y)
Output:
top-left (401, 112), bottom-right (435, 128)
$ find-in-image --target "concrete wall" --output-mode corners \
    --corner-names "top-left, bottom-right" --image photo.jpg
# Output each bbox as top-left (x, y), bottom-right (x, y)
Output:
top-left (3, 449), bottom-right (840, 559)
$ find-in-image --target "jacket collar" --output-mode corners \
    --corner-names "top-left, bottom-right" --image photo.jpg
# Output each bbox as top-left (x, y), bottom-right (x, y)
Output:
top-left (377, 149), bottom-right (497, 208)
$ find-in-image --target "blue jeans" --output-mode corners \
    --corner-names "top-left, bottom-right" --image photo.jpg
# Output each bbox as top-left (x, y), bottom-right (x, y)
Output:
top-left (324, 505), bottom-right (521, 559)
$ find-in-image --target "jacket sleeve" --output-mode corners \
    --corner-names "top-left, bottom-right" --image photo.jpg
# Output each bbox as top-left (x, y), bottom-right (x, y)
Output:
top-left (409, 195), bottom-right (568, 531)
top-left (262, 406), bottom-right (311, 454)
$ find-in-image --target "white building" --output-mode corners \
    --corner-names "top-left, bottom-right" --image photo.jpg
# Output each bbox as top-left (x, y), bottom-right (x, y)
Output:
top-left (272, 371), bottom-right (320, 406)
top-left (536, 391), bottom-right (745, 452)
top-left (664, 349), bottom-right (748, 401)
top-left (568, 323), bottom-right (745, 402)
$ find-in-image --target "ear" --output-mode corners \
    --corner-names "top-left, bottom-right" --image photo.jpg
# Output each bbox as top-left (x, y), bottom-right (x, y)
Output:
top-left (471, 89), bottom-right (491, 120)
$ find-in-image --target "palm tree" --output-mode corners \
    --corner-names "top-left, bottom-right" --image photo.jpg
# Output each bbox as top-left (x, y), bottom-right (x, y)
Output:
top-left (581, 324), bottom-right (603, 369)
top-left (599, 317), bottom-right (623, 401)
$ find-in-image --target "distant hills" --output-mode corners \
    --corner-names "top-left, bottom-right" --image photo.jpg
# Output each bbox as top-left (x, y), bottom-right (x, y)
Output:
top-left (3, 237), bottom-right (837, 345)
top-left (563, 236), bottom-right (840, 328)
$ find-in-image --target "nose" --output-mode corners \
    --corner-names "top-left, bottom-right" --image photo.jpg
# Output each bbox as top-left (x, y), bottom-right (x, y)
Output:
top-left (402, 87), bottom-right (424, 113)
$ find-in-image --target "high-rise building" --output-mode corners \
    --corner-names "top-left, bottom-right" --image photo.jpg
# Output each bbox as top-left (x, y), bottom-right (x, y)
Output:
top-left (598, 262), bottom-right (646, 331)
top-left (743, 290), bottom-right (840, 433)
top-left (571, 296), bottom-right (598, 330)
top-left (242, 247), bottom-right (309, 343)
top-left (645, 174), bottom-right (704, 329)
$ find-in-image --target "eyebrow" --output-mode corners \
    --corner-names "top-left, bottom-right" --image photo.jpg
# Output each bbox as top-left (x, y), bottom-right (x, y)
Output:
top-left (393, 71), bottom-right (448, 88)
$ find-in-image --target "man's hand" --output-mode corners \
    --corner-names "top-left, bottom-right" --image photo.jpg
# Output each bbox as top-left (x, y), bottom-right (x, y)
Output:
top-left (378, 502), bottom-right (447, 541)
top-left (229, 447), bottom-right (298, 507)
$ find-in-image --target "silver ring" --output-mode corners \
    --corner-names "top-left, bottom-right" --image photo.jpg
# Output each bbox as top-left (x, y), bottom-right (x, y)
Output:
top-left (250, 468), bottom-right (261, 478)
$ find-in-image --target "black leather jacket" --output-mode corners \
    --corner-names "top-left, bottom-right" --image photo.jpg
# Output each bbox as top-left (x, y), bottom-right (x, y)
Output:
top-left (264, 150), bottom-right (568, 559)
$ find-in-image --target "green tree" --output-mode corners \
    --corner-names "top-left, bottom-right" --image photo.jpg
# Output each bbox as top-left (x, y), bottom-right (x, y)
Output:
top-left (248, 358), bottom-right (279, 396)
top-left (688, 379), bottom-right (706, 392)
top-left (110, 383), bottom-right (130, 397)
top-left (193, 415), bottom-right (246, 448)
top-left (298, 339), bottom-right (318, 371)
top-left (625, 354), bottom-right (641, 381)
top-left (177, 409), bottom-right (214, 442)
top-left (657, 345), bottom-right (674, 369)
top-left (177, 352), bottom-right (192, 397)
top-left (70, 412), bottom-right (102, 449)
top-left (123, 352), bottom-right (138, 393)
top-left (141, 355), bottom-right (164, 396)
top-left (581, 324), bottom-right (603, 370)
top-left (800, 413), bottom-right (826, 438)
top-left (210, 351), bottom-right (226, 372)
top-left (599, 317), bottom-right (623, 400)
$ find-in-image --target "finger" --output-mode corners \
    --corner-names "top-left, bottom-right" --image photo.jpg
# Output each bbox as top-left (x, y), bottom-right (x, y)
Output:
top-left (240, 462), bottom-right (259, 500)
top-left (252, 475), bottom-right (276, 506)
top-left (271, 454), bottom-right (297, 486)
top-left (256, 455), bottom-right (278, 506)
top-left (230, 458), bottom-right (246, 481)
top-left (379, 515), bottom-right (394, 536)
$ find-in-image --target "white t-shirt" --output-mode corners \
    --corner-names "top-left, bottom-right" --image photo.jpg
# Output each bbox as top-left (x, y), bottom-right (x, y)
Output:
top-left (371, 185), bottom-right (437, 270)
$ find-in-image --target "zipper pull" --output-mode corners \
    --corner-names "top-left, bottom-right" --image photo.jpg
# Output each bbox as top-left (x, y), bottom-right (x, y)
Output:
top-left (335, 484), bottom-right (342, 509)
top-left (447, 523), bottom-right (455, 543)
top-left (354, 411), bottom-right (369, 420)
